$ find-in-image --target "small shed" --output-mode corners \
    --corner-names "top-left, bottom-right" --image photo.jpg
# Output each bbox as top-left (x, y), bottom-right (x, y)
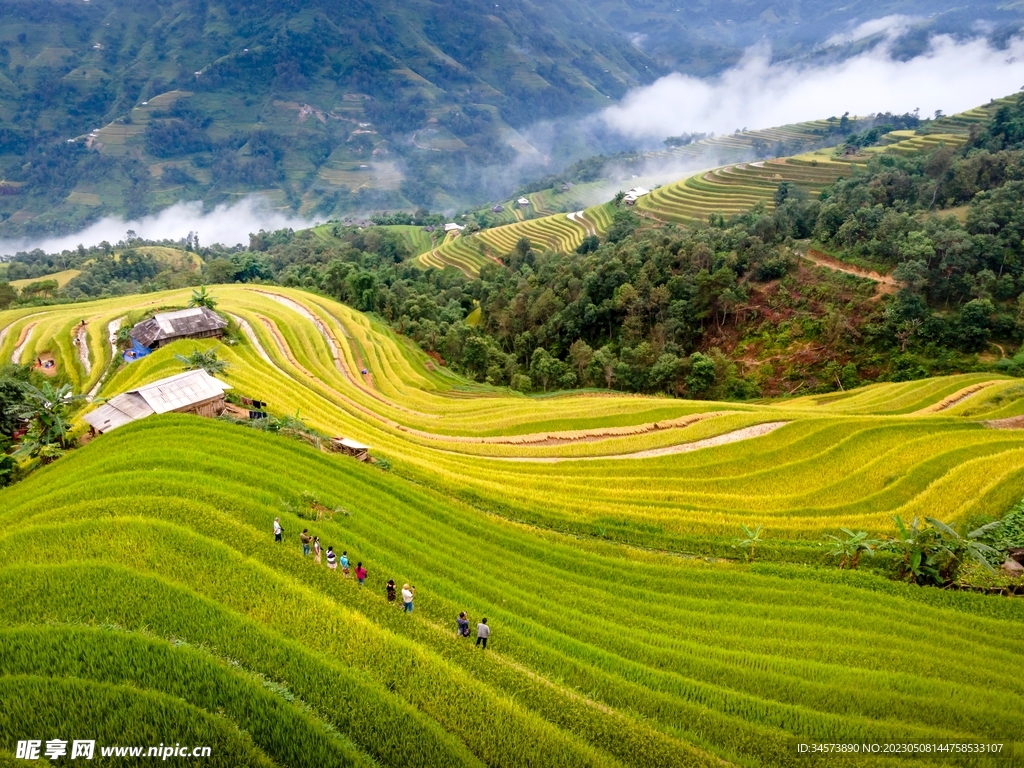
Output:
top-left (623, 186), bottom-right (650, 206)
top-left (130, 307), bottom-right (227, 350)
top-left (491, 204), bottom-right (504, 213)
top-left (331, 437), bottom-right (371, 462)
top-left (516, 197), bottom-right (530, 206)
top-left (83, 370), bottom-right (232, 434)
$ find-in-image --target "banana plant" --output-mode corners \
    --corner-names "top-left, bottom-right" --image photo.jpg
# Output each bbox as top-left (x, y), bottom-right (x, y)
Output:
top-left (734, 524), bottom-right (764, 563)
top-left (925, 517), bottom-right (1000, 575)
top-left (826, 528), bottom-right (880, 569)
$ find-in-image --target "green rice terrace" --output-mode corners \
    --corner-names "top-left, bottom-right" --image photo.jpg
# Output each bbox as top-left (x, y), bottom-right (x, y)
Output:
top-left (421, 98), bottom-right (1006, 276)
top-left (1, 286), bottom-right (1023, 766)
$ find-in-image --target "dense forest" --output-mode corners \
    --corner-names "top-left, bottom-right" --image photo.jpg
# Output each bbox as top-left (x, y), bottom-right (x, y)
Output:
top-left (5, 98), bottom-right (1024, 397)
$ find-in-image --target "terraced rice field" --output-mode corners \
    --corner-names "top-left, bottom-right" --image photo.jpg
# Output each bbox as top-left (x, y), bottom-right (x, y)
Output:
top-left (422, 204), bottom-right (614, 275)
top-left (2, 288), bottom-right (1023, 767)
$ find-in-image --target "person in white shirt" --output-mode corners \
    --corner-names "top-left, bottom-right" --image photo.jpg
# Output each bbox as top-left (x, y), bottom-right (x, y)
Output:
top-left (273, 517), bottom-right (282, 543)
top-left (401, 583), bottom-right (415, 613)
top-left (476, 618), bottom-right (490, 649)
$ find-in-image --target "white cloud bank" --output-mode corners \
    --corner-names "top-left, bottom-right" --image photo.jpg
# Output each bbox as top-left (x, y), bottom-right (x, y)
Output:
top-left (0, 196), bottom-right (316, 257)
top-left (602, 32), bottom-right (1024, 140)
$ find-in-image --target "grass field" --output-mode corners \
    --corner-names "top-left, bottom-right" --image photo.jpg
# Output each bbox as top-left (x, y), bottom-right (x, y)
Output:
top-left (2, 286), bottom-right (1024, 767)
top-left (9, 268), bottom-right (82, 290)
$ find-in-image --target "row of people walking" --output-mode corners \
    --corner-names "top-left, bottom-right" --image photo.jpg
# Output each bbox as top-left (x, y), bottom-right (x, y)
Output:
top-left (277, 518), bottom-right (492, 647)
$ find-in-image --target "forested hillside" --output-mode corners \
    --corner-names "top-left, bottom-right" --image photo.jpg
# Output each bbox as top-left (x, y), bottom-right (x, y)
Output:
top-left (0, 0), bottom-right (657, 237)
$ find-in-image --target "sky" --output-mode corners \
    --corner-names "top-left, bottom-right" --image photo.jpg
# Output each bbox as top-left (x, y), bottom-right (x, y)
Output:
top-left (602, 24), bottom-right (1024, 140)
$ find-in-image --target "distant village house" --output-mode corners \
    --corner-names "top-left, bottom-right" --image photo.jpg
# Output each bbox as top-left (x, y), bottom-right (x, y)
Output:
top-left (623, 187), bottom-right (650, 206)
top-left (491, 204), bottom-right (504, 213)
top-left (516, 197), bottom-right (531, 207)
top-left (83, 370), bottom-right (232, 435)
top-left (130, 307), bottom-right (228, 350)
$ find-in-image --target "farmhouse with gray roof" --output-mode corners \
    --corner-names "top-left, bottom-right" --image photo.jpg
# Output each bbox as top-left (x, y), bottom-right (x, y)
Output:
top-left (130, 307), bottom-right (227, 349)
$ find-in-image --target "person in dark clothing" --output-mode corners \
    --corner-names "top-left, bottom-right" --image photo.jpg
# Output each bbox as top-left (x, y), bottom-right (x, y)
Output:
top-left (386, 579), bottom-right (396, 603)
top-left (457, 612), bottom-right (470, 638)
top-left (476, 618), bottom-right (490, 649)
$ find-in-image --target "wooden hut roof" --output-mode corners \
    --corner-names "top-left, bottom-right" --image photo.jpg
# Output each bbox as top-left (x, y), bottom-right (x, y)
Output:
top-left (130, 307), bottom-right (227, 347)
top-left (83, 370), bottom-right (231, 432)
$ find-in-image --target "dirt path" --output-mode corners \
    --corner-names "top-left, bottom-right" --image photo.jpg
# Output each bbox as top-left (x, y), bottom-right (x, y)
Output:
top-left (11, 323), bottom-right (35, 364)
top-left (802, 248), bottom-right (897, 294)
top-left (489, 421), bottom-right (788, 462)
top-left (74, 323), bottom-right (91, 376)
top-left (86, 317), bottom-right (123, 401)
top-left (914, 382), bottom-right (999, 414)
top-left (229, 314), bottom-right (272, 364)
top-left (0, 324), bottom-right (10, 351)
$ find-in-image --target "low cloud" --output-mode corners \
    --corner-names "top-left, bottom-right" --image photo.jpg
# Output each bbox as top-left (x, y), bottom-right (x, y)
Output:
top-left (602, 31), bottom-right (1024, 141)
top-left (0, 195), bottom-right (316, 257)
top-left (823, 15), bottom-right (918, 47)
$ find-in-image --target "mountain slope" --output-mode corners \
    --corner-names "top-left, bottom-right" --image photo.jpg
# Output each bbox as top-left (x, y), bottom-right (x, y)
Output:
top-left (0, 0), bottom-right (658, 237)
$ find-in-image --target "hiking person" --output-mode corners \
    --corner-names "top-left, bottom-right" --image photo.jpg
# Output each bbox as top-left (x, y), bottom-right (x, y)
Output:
top-left (273, 517), bottom-right (283, 543)
top-left (326, 546), bottom-right (337, 571)
top-left (356, 562), bottom-right (367, 585)
top-left (386, 579), bottom-right (396, 603)
top-left (340, 550), bottom-right (350, 577)
top-left (401, 583), bottom-right (415, 613)
top-left (300, 529), bottom-right (311, 556)
top-left (457, 612), bottom-right (470, 638)
top-left (476, 618), bottom-right (490, 649)
top-left (313, 536), bottom-right (322, 565)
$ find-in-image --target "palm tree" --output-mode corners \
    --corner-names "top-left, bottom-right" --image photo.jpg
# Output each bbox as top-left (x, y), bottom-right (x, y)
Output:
top-left (826, 528), bottom-right (880, 569)
top-left (16, 381), bottom-right (82, 460)
top-left (189, 285), bottom-right (217, 310)
top-left (175, 348), bottom-right (229, 376)
top-left (734, 524), bottom-right (764, 563)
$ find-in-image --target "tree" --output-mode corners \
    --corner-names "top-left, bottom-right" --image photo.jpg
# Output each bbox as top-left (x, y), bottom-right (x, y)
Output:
top-left (16, 381), bottom-right (82, 460)
top-left (568, 340), bottom-right (594, 386)
top-left (529, 348), bottom-right (559, 392)
top-left (733, 524), bottom-right (764, 562)
top-left (175, 348), bottom-right (229, 376)
top-left (189, 285), bottom-right (218, 309)
top-left (0, 283), bottom-right (16, 310)
top-left (686, 352), bottom-right (716, 395)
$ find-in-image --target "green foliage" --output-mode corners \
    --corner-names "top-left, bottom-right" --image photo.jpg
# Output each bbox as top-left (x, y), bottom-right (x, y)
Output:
top-left (175, 348), bottom-right (229, 376)
top-left (825, 528), bottom-right (880, 569)
top-left (733, 524), bottom-right (764, 562)
top-left (14, 381), bottom-right (81, 458)
top-left (188, 286), bottom-right (218, 310)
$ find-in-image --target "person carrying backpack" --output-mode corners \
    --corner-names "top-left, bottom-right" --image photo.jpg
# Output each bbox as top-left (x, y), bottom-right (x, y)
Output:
top-left (457, 612), bottom-right (470, 638)
top-left (340, 551), bottom-right (350, 577)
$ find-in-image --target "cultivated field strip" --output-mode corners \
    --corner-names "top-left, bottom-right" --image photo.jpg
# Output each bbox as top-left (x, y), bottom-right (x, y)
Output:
top-left (1, 421), bottom-right (1021, 767)
top-left (4, 289), bottom-right (1024, 544)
